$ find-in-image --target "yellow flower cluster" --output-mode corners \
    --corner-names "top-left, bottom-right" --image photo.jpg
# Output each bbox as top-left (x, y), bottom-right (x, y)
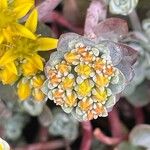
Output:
top-left (0, 0), bottom-right (58, 101)
top-left (47, 43), bottom-right (118, 120)
top-left (17, 75), bottom-right (46, 101)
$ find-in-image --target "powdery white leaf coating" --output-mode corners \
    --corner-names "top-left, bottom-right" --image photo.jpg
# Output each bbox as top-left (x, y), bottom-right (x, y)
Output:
top-left (57, 33), bottom-right (80, 52)
top-left (109, 0), bottom-right (139, 15)
top-left (45, 51), bottom-right (64, 68)
top-left (49, 109), bottom-right (79, 141)
top-left (22, 99), bottom-right (45, 116)
top-left (105, 95), bottom-right (116, 108)
top-left (109, 71), bottom-right (126, 94)
top-left (142, 18), bottom-right (150, 39)
top-left (4, 113), bottom-right (29, 140)
top-left (129, 124), bottom-right (150, 149)
top-left (38, 105), bottom-right (53, 127)
top-left (125, 81), bottom-right (150, 107)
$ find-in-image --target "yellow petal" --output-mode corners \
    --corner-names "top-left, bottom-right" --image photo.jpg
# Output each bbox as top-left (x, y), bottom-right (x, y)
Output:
top-left (14, 0), bottom-right (34, 6)
top-left (37, 38), bottom-right (58, 51)
top-left (25, 9), bottom-right (38, 33)
top-left (0, 0), bottom-right (7, 9)
top-left (0, 68), bottom-right (18, 85)
top-left (21, 59), bottom-right (38, 76)
top-left (2, 29), bottom-right (12, 43)
top-left (5, 62), bottom-right (18, 75)
top-left (14, 24), bottom-right (36, 40)
top-left (13, 3), bottom-right (33, 19)
top-left (33, 88), bottom-right (45, 101)
top-left (0, 50), bottom-right (16, 67)
top-left (31, 75), bottom-right (45, 88)
top-left (0, 34), bottom-right (4, 44)
top-left (17, 79), bottom-right (31, 101)
top-left (30, 54), bottom-right (44, 71)
top-left (77, 80), bottom-right (93, 97)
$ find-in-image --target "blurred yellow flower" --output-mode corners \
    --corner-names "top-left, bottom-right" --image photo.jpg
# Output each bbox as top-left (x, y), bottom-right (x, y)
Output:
top-left (0, 0), bottom-right (35, 43)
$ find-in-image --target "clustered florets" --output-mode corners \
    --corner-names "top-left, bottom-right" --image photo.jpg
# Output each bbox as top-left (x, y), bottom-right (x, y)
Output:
top-left (43, 33), bottom-right (133, 121)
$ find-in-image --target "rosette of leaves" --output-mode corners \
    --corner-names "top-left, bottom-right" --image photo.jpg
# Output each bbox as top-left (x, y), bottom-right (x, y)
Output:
top-left (43, 20), bottom-right (137, 121)
top-left (48, 108), bottom-right (79, 141)
top-left (109, 0), bottom-right (139, 15)
top-left (121, 20), bottom-right (150, 106)
top-left (4, 113), bottom-right (29, 140)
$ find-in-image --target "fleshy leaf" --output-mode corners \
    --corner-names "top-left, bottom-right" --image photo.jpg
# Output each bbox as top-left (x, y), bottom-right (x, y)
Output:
top-left (94, 18), bottom-right (128, 41)
top-left (22, 99), bottom-right (45, 116)
top-left (126, 80), bottom-right (150, 107)
top-left (38, 105), bottom-right (53, 127)
top-left (129, 124), bottom-right (150, 149)
top-left (57, 33), bottom-right (80, 52)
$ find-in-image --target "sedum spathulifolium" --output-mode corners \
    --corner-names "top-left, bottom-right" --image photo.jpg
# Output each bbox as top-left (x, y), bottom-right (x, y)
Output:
top-left (42, 33), bottom-right (138, 121)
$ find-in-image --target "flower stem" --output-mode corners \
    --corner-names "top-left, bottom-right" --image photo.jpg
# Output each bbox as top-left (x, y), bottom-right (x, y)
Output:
top-left (80, 121), bottom-right (92, 150)
top-left (134, 107), bottom-right (144, 124)
top-left (108, 107), bottom-right (123, 137)
top-left (14, 140), bottom-right (66, 150)
top-left (94, 128), bottom-right (123, 145)
top-left (50, 11), bottom-right (83, 34)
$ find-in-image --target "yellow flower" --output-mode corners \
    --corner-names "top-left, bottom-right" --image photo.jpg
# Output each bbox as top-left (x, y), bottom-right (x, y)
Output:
top-left (0, 9), bottom-right (58, 85)
top-left (17, 78), bottom-right (31, 101)
top-left (21, 55), bottom-right (43, 76)
top-left (0, 62), bottom-right (18, 84)
top-left (32, 88), bottom-right (45, 102)
top-left (17, 75), bottom-right (46, 101)
top-left (0, 0), bottom-right (35, 43)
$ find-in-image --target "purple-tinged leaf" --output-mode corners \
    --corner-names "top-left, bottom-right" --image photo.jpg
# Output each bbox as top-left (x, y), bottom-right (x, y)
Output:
top-left (118, 43), bottom-right (139, 65)
top-left (93, 18), bottom-right (128, 41)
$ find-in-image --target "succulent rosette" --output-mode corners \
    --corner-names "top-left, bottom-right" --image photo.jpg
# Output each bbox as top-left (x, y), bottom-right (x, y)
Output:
top-left (121, 18), bottom-right (150, 96)
top-left (43, 33), bottom-right (137, 121)
top-left (109, 0), bottom-right (139, 15)
top-left (49, 108), bottom-right (79, 141)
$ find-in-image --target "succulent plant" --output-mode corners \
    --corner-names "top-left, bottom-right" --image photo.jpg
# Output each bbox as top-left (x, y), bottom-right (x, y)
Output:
top-left (43, 33), bottom-right (137, 121)
top-left (109, 0), bottom-right (139, 15)
top-left (48, 108), bottom-right (79, 141)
